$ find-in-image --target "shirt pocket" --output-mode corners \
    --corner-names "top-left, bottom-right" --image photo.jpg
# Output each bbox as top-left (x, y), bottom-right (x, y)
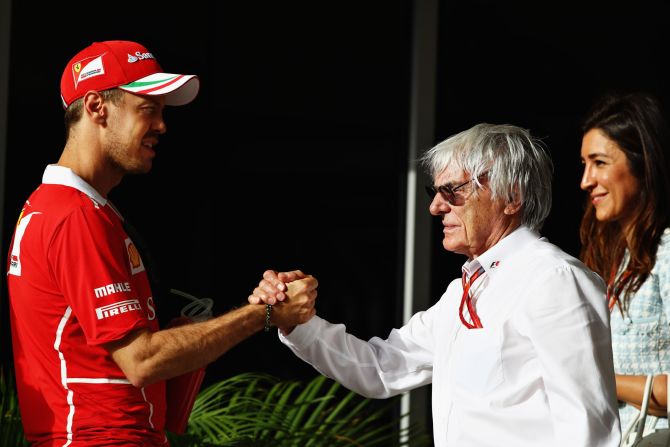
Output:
top-left (618, 315), bottom-right (660, 339)
top-left (452, 329), bottom-right (504, 396)
top-left (612, 315), bottom-right (661, 372)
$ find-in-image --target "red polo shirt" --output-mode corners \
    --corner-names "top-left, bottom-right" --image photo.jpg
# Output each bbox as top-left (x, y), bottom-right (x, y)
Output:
top-left (7, 165), bottom-right (166, 446)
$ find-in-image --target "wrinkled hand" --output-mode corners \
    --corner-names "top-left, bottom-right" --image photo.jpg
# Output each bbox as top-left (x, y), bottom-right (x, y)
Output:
top-left (271, 276), bottom-right (318, 334)
top-left (248, 269), bottom-right (308, 305)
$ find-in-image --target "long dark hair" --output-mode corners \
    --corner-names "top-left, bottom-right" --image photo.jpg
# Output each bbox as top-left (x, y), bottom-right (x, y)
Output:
top-left (580, 92), bottom-right (670, 310)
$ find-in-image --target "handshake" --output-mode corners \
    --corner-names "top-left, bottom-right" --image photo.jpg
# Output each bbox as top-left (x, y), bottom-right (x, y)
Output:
top-left (247, 270), bottom-right (318, 334)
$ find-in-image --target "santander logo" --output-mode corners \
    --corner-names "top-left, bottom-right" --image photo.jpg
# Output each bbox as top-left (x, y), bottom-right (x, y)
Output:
top-left (127, 51), bottom-right (156, 63)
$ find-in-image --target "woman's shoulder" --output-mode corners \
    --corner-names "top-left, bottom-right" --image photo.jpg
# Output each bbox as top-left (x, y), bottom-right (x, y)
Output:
top-left (656, 228), bottom-right (670, 262)
top-left (660, 227), bottom-right (670, 244)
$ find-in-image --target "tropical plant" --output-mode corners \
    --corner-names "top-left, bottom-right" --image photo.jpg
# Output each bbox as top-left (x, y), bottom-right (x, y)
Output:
top-left (0, 368), bottom-right (432, 446)
top-left (167, 372), bottom-right (432, 447)
top-left (0, 366), bottom-right (29, 446)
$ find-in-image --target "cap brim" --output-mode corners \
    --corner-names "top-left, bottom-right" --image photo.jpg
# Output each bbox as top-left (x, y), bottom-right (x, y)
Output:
top-left (119, 73), bottom-right (200, 106)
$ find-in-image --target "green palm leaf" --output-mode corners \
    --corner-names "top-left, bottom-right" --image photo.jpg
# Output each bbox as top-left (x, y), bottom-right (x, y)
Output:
top-left (0, 366), bottom-right (29, 447)
top-left (168, 372), bottom-right (432, 447)
top-left (1, 365), bottom-right (431, 447)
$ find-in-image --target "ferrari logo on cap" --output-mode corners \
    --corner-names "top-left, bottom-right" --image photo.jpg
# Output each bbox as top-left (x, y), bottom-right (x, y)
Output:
top-left (72, 54), bottom-right (106, 89)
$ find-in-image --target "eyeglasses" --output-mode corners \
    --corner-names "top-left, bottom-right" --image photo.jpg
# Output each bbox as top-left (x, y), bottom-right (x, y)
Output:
top-left (424, 178), bottom-right (476, 206)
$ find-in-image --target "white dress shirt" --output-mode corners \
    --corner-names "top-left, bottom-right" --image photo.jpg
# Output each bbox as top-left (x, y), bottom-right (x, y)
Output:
top-left (280, 226), bottom-right (621, 446)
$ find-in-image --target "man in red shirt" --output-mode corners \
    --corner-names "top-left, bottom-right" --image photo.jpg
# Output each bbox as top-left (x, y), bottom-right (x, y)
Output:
top-left (6, 40), bottom-right (317, 447)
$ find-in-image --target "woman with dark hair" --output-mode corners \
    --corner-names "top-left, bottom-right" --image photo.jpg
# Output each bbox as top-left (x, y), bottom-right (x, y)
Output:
top-left (580, 91), bottom-right (670, 436)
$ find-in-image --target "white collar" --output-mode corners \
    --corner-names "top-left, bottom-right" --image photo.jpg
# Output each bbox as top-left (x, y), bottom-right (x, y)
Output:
top-left (42, 164), bottom-right (108, 207)
top-left (462, 226), bottom-right (540, 278)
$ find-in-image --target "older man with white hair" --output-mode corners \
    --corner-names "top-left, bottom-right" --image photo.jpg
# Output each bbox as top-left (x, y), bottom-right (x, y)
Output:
top-left (251, 123), bottom-right (621, 446)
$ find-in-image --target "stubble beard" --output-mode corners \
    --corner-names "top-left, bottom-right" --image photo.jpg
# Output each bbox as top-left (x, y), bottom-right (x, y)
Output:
top-left (105, 130), bottom-right (151, 175)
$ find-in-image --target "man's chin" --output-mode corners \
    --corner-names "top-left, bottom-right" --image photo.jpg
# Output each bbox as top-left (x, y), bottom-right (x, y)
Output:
top-left (126, 161), bottom-right (153, 175)
top-left (442, 239), bottom-right (465, 255)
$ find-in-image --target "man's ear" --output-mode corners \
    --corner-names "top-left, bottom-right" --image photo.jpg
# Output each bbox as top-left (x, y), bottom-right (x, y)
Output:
top-left (82, 91), bottom-right (106, 124)
top-left (504, 200), bottom-right (522, 215)
top-left (504, 186), bottom-right (523, 216)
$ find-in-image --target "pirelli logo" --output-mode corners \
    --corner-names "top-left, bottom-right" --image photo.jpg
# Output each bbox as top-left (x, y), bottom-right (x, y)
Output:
top-left (95, 299), bottom-right (142, 320)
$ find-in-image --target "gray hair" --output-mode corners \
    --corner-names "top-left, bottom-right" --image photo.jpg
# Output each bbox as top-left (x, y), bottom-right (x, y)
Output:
top-left (420, 123), bottom-right (553, 231)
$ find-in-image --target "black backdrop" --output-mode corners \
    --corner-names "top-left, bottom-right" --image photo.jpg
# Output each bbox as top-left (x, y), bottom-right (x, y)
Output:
top-left (2, 0), bottom-right (412, 383)
top-left (3, 0), bottom-right (670, 435)
top-left (431, 0), bottom-right (670, 304)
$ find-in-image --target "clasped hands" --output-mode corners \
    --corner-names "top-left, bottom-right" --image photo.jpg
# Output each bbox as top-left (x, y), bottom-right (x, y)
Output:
top-left (248, 270), bottom-right (318, 334)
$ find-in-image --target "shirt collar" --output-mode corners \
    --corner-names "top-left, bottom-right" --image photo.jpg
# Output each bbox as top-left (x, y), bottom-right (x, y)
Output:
top-left (42, 164), bottom-right (108, 207)
top-left (462, 225), bottom-right (540, 278)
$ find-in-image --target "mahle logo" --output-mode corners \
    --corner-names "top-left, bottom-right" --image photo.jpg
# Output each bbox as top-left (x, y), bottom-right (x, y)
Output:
top-left (94, 282), bottom-right (132, 298)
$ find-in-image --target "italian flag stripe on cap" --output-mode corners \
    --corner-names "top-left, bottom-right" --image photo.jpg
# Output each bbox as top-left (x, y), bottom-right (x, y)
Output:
top-left (121, 74), bottom-right (183, 94)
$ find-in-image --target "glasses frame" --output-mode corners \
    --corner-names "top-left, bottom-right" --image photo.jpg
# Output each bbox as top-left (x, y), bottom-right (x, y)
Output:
top-left (424, 178), bottom-right (477, 206)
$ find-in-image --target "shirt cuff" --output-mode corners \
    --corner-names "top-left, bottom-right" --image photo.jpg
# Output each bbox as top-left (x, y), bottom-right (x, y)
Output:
top-left (278, 315), bottom-right (322, 347)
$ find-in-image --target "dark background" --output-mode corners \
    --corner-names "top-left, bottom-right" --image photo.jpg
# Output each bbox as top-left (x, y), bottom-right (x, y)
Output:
top-left (2, 0), bottom-right (670, 437)
top-left (2, 0), bottom-right (413, 382)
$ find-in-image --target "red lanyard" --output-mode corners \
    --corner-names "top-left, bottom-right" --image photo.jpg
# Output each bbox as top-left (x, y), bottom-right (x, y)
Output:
top-left (607, 268), bottom-right (632, 313)
top-left (460, 267), bottom-right (485, 329)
